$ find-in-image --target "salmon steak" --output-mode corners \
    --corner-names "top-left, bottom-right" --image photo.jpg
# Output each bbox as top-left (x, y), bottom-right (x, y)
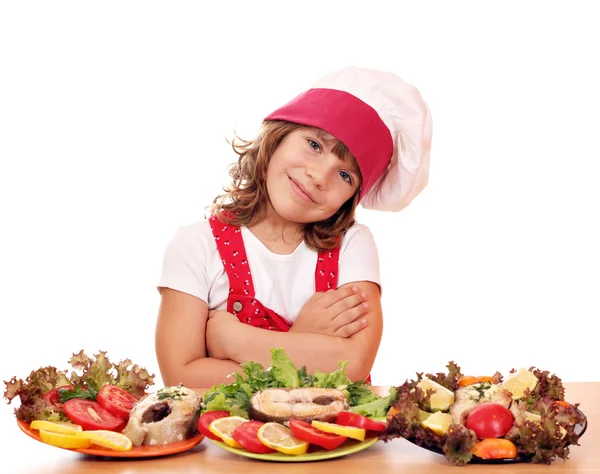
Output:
top-left (248, 387), bottom-right (349, 423)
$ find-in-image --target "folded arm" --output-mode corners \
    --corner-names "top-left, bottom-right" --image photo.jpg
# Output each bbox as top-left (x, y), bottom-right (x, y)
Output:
top-left (207, 281), bottom-right (383, 381)
top-left (155, 288), bottom-right (243, 388)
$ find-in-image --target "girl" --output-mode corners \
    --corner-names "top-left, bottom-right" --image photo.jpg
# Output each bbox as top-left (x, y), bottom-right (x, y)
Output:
top-left (155, 66), bottom-right (432, 388)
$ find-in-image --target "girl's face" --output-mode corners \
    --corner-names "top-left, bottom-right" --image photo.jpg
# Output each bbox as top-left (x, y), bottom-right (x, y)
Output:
top-left (266, 128), bottom-right (361, 224)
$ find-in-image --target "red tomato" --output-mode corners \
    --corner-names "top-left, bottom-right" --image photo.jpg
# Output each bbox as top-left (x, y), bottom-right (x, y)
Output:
top-left (96, 385), bottom-right (138, 421)
top-left (289, 419), bottom-right (348, 450)
top-left (465, 403), bottom-right (514, 439)
top-left (42, 385), bottom-right (74, 410)
top-left (232, 421), bottom-right (275, 454)
top-left (63, 399), bottom-right (125, 431)
top-left (197, 411), bottom-right (231, 441)
top-left (336, 411), bottom-right (387, 432)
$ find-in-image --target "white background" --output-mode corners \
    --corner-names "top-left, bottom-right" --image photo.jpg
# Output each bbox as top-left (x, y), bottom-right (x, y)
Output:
top-left (1, 2), bottom-right (599, 463)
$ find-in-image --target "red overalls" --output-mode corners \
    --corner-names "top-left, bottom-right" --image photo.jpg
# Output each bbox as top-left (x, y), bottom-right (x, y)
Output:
top-left (208, 215), bottom-right (371, 384)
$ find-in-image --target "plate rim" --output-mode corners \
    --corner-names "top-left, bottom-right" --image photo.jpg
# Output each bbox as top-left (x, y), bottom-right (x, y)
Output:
top-left (17, 419), bottom-right (205, 458)
top-left (208, 435), bottom-right (379, 462)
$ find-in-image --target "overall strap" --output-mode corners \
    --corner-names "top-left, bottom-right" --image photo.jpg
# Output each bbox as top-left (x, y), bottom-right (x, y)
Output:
top-left (315, 247), bottom-right (341, 291)
top-left (208, 215), bottom-right (256, 297)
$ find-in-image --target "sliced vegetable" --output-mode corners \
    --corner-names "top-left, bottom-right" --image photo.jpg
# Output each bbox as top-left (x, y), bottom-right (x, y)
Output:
top-left (336, 411), bottom-right (386, 432)
top-left (311, 420), bottom-right (365, 441)
top-left (96, 384), bottom-right (138, 420)
top-left (198, 410), bottom-right (231, 441)
top-left (289, 419), bottom-right (347, 450)
top-left (63, 399), bottom-right (124, 431)
top-left (232, 421), bottom-right (275, 454)
top-left (472, 438), bottom-right (517, 459)
top-left (422, 411), bottom-right (454, 435)
top-left (42, 385), bottom-right (74, 410)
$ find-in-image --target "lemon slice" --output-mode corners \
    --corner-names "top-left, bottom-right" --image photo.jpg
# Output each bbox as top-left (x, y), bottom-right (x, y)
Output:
top-left (311, 421), bottom-right (365, 441)
top-left (256, 422), bottom-right (309, 455)
top-left (500, 368), bottom-right (538, 400)
top-left (78, 430), bottom-right (133, 452)
top-left (39, 430), bottom-right (92, 449)
top-left (208, 416), bottom-right (247, 448)
top-left (30, 420), bottom-right (83, 434)
top-left (416, 378), bottom-right (455, 411)
top-left (422, 411), bottom-right (454, 435)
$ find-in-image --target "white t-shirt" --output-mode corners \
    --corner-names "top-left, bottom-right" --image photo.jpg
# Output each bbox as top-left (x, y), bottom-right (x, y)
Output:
top-left (158, 220), bottom-right (380, 323)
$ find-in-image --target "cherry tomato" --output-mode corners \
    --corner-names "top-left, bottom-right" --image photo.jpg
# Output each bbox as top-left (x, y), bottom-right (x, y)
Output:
top-left (198, 411), bottom-right (230, 441)
top-left (472, 438), bottom-right (517, 459)
top-left (42, 385), bottom-right (74, 410)
top-left (232, 421), bottom-right (275, 454)
top-left (63, 399), bottom-right (125, 431)
top-left (96, 385), bottom-right (139, 421)
top-left (465, 403), bottom-right (513, 439)
top-left (289, 419), bottom-right (347, 451)
top-left (336, 411), bottom-right (387, 432)
top-left (458, 376), bottom-right (496, 387)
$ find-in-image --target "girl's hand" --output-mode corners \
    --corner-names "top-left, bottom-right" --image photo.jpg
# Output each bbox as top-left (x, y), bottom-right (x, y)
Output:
top-left (291, 286), bottom-right (369, 337)
top-left (206, 310), bottom-right (240, 359)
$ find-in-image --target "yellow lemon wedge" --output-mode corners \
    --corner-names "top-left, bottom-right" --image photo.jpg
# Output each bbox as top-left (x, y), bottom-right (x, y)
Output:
top-left (78, 430), bottom-right (133, 452)
top-left (39, 430), bottom-right (92, 449)
top-left (30, 420), bottom-right (83, 434)
top-left (311, 421), bottom-right (365, 441)
top-left (421, 411), bottom-right (454, 435)
top-left (208, 416), bottom-right (247, 448)
top-left (416, 378), bottom-right (455, 411)
top-left (256, 422), bottom-right (309, 455)
top-left (500, 368), bottom-right (538, 400)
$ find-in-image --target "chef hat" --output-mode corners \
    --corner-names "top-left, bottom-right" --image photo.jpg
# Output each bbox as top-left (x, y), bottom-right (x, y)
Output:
top-left (264, 66), bottom-right (432, 211)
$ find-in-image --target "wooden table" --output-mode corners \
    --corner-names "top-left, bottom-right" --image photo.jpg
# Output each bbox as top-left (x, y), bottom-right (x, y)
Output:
top-left (5, 382), bottom-right (598, 474)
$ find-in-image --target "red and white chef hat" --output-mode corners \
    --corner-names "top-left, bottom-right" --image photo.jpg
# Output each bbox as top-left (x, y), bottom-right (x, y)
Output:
top-left (264, 66), bottom-right (432, 211)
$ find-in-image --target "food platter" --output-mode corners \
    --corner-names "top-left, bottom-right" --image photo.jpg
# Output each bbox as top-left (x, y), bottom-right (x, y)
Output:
top-left (17, 420), bottom-right (204, 458)
top-left (405, 409), bottom-right (588, 464)
top-left (208, 435), bottom-right (379, 462)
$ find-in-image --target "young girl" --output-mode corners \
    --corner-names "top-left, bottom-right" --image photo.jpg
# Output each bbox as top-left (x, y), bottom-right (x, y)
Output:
top-left (155, 66), bottom-right (432, 388)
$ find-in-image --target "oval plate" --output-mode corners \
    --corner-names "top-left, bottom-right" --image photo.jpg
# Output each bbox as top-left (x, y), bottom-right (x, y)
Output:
top-left (406, 408), bottom-right (588, 464)
top-left (17, 419), bottom-right (204, 458)
top-left (209, 436), bottom-right (378, 462)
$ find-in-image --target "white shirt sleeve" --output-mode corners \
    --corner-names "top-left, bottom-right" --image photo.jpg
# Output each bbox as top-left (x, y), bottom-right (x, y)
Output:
top-left (337, 223), bottom-right (381, 289)
top-left (157, 223), bottom-right (210, 303)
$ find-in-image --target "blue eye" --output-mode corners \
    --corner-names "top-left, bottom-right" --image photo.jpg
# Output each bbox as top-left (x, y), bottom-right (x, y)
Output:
top-left (339, 170), bottom-right (353, 184)
top-left (308, 139), bottom-right (321, 152)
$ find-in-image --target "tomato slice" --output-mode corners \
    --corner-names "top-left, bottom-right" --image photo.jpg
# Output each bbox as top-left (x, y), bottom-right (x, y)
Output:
top-left (289, 419), bottom-right (348, 451)
top-left (336, 411), bottom-right (387, 432)
top-left (63, 399), bottom-right (125, 431)
top-left (42, 385), bottom-right (74, 410)
top-left (198, 411), bottom-right (231, 441)
top-left (232, 421), bottom-right (275, 454)
top-left (96, 385), bottom-right (138, 421)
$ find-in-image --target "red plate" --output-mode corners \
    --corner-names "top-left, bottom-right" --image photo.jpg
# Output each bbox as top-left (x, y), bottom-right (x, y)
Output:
top-left (17, 419), bottom-right (204, 458)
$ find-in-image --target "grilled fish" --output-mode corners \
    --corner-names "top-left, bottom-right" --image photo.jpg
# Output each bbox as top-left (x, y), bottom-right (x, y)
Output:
top-left (449, 382), bottom-right (512, 424)
top-left (248, 387), bottom-right (349, 423)
top-left (122, 385), bottom-right (202, 446)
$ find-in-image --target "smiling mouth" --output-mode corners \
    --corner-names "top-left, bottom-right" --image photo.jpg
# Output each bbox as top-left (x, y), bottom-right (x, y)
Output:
top-left (289, 177), bottom-right (316, 204)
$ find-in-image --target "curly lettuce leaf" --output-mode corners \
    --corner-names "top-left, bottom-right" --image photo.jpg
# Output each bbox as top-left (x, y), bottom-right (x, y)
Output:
top-left (443, 423), bottom-right (477, 466)
top-left (3, 366), bottom-right (71, 422)
top-left (313, 360), bottom-right (351, 388)
top-left (114, 358), bottom-right (155, 397)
